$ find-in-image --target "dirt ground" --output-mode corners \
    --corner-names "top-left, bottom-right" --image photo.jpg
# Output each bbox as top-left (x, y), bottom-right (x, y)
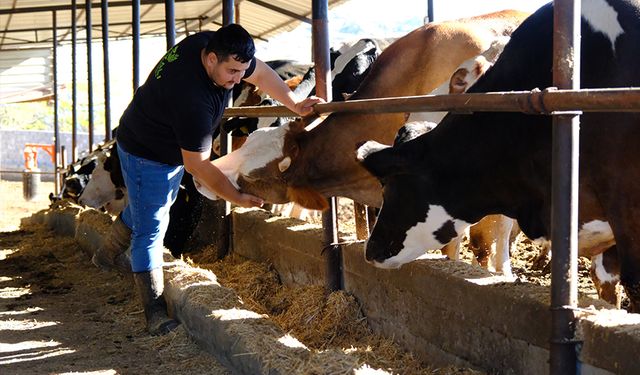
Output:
top-left (0, 180), bottom-right (232, 375)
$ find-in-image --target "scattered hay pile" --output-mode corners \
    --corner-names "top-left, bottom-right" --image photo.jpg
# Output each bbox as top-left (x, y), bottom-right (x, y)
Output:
top-left (189, 252), bottom-right (485, 375)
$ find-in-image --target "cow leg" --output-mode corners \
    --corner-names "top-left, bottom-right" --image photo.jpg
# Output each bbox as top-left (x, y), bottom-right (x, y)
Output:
top-left (441, 237), bottom-right (461, 261)
top-left (468, 215), bottom-right (514, 277)
top-left (608, 218), bottom-right (640, 312)
top-left (590, 246), bottom-right (622, 307)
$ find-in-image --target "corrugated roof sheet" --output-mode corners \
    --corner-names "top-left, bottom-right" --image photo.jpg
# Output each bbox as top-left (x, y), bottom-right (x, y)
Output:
top-left (0, 0), bottom-right (349, 51)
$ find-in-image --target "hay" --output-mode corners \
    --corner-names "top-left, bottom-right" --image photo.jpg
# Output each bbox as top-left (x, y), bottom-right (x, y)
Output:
top-left (200, 255), bottom-right (485, 375)
top-left (192, 254), bottom-right (282, 314)
top-left (77, 209), bottom-right (114, 233)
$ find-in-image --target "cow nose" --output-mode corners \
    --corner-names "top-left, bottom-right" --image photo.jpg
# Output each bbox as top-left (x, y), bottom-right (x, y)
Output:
top-left (364, 238), bottom-right (383, 263)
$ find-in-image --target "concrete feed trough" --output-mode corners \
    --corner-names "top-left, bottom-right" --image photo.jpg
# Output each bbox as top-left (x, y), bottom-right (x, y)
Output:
top-left (33, 204), bottom-right (640, 374)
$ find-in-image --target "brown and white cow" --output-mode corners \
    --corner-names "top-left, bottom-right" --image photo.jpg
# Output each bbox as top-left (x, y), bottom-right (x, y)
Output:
top-left (357, 0), bottom-right (640, 310)
top-left (199, 10), bottom-right (530, 277)
top-left (206, 10), bottom-right (529, 206)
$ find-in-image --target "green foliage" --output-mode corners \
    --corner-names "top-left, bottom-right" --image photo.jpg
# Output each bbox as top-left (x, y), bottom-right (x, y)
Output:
top-left (0, 102), bottom-right (52, 130)
top-left (0, 97), bottom-right (107, 134)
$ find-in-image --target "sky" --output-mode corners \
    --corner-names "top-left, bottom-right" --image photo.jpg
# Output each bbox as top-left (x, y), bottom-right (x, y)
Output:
top-left (254, 0), bottom-right (551, 61)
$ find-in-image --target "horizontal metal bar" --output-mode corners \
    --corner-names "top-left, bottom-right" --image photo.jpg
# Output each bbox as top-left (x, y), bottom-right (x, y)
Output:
top-left (222, 87), bottom-right (640, 118)
top-left (0, 0), bottom-right (193, 15)
top-left (0, 170), bottom-right (56, 175)
top-left (1, 17), bottom-right (203, 34)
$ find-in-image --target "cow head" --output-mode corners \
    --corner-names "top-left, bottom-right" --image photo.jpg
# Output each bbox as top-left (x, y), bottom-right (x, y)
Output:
top-left (198, 117), bottom-right (329, 210)
top-left (78, 149), bottom-right (126, 215)
top-left (356, 140), bottom-right (471, 269)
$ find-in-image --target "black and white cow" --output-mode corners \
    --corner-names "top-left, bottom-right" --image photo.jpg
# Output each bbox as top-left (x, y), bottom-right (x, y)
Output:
top-left (78, 144), bottom-right (126, 215)
top-left (357, 0), bottom-right (640, 310)
top-left (217, 38), bottom-right (385, 154)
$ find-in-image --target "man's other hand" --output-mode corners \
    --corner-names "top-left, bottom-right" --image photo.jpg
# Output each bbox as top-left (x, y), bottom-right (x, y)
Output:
top-left (294, 96), bottom-right (325, 116)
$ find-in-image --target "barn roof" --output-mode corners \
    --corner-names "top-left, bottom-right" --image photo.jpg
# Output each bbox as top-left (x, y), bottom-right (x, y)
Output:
top-left (0, 0), bottom-right (349, 103)
top-left (0, 0), bottom-right (349, 51)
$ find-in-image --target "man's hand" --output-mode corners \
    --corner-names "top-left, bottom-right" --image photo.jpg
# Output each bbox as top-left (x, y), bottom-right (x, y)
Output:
top-left (294, 96), bottom-right (325, 116)
top-left (183, 149), bottom-right (264, 208)
top-left (236, 193), bottom-right (265, 208)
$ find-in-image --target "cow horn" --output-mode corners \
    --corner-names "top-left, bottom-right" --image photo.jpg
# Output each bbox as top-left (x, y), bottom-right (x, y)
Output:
top-left (278, 156), bottom-right (292, 172)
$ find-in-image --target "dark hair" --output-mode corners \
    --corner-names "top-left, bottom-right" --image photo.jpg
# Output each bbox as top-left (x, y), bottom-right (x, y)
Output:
top-left (205, 24), bottom-right (255, 63)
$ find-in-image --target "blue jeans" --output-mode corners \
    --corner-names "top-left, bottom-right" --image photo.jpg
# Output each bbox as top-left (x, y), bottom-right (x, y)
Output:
top-left (117, 144), bottom-right (184, 272)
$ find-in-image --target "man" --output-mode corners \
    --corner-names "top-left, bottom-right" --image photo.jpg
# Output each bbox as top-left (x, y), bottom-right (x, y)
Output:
top-left (92, 24), bottom-right (322, 335)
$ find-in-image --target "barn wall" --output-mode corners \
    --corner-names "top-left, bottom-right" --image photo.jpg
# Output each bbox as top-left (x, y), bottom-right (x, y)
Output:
top-left (232, 208), bottom-right (636, 375)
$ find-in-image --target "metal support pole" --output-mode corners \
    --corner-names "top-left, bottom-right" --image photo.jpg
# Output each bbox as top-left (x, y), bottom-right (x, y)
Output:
top-left (71, 0), bottom-right (77, 162)
top-left (101, 0), bottom-right (112, 140)
top-left (132, 0), bottom-right (140, 92)
top-left (211, 0), bottom-right (235, 259)
top-left (313, 0), bottom-right (342, 292)
top-left (427, 0), bottom-right (434, 23)
top-left (53, 10), bottom-right (60, 194)
top-left (86, 0), bottom-right (95, 152)
top-left (220, 0), bottom-right (234, 160)
top-left (165, 0), bottom-right (175, 49)
top-left (550, 0), bottom-right (581, 373)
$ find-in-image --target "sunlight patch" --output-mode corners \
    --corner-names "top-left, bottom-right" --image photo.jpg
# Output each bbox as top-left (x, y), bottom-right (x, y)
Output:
top-left (0, 318), bottom-right (58, 331)
top-left (0, 307), bottom-right (43, 317)
top-left (0, 340), bottom-right (60, 353)
top-left (210, 308), bottom-right (266, 321)
top-left (0, 346), bottom-right (75, 365)
top-left (0, 286), bottom-right (31, 299)
top-left (0, 249), bottom-right (18, 261)
top-left (465, 275), bottom-right (515, 286)
top-left (277, 334), bottom-right (308, 349)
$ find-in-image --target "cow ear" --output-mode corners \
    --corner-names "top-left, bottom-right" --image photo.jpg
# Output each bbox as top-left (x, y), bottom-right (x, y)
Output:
top-left (356, 140), bottom-right (409, 179)
top-left (449, 68), bottom-right (469, 94)
top-left (287, 186), bottom-right (329, 210)
top-left (278, 156), bottom-right (291, 172)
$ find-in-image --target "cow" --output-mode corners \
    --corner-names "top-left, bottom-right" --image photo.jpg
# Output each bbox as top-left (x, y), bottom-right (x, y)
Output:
top-left (204, 9), bottom-right (529, 208)
top-left (54, 157), bottom-right (98, 202)
top-left (78, 145), bottom-right (126, 216)
top-left (356, 0), bottom-right (640, 310)
top-left (48, 141), bottom-right (118, 204)
top-left (202, 13), bottom-right (529, 276)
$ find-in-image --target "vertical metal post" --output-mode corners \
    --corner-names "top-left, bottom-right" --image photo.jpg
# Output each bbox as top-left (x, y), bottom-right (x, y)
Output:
top-left (61, 146), bottom-right (66, 174)
top-left (427, 0), bottom-right (434, 23)
top-left (220, 0), bottom-right (234, 161)
top-left (132, 0), bottom-right (140, 92)
top-left (165, 0), bottom-right (175, 49)
top-left (71, 0), bottom-right (77, 162)
top-left (53, 10), bottom-right (60, 194)
top-left (550, 0), bottom-right (580, 374)
top-left (313, 0), bottom-right (341, 292)
top-left (101, 0), bottom-right (112, 140)
top-left (86, 0), bottom-right (95, 151)
top-left (213, 0), bottom-right (234, 258)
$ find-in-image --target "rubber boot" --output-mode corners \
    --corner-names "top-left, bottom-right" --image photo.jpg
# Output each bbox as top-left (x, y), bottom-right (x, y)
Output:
top-left (133, 268), bottom-right (180, 335)
top-left (92, 215), bottom-right (132, 273)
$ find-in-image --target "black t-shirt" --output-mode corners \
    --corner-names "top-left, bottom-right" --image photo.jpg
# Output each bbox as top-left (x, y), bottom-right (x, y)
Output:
top-left (117, 31), bottom-right (256, 165)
